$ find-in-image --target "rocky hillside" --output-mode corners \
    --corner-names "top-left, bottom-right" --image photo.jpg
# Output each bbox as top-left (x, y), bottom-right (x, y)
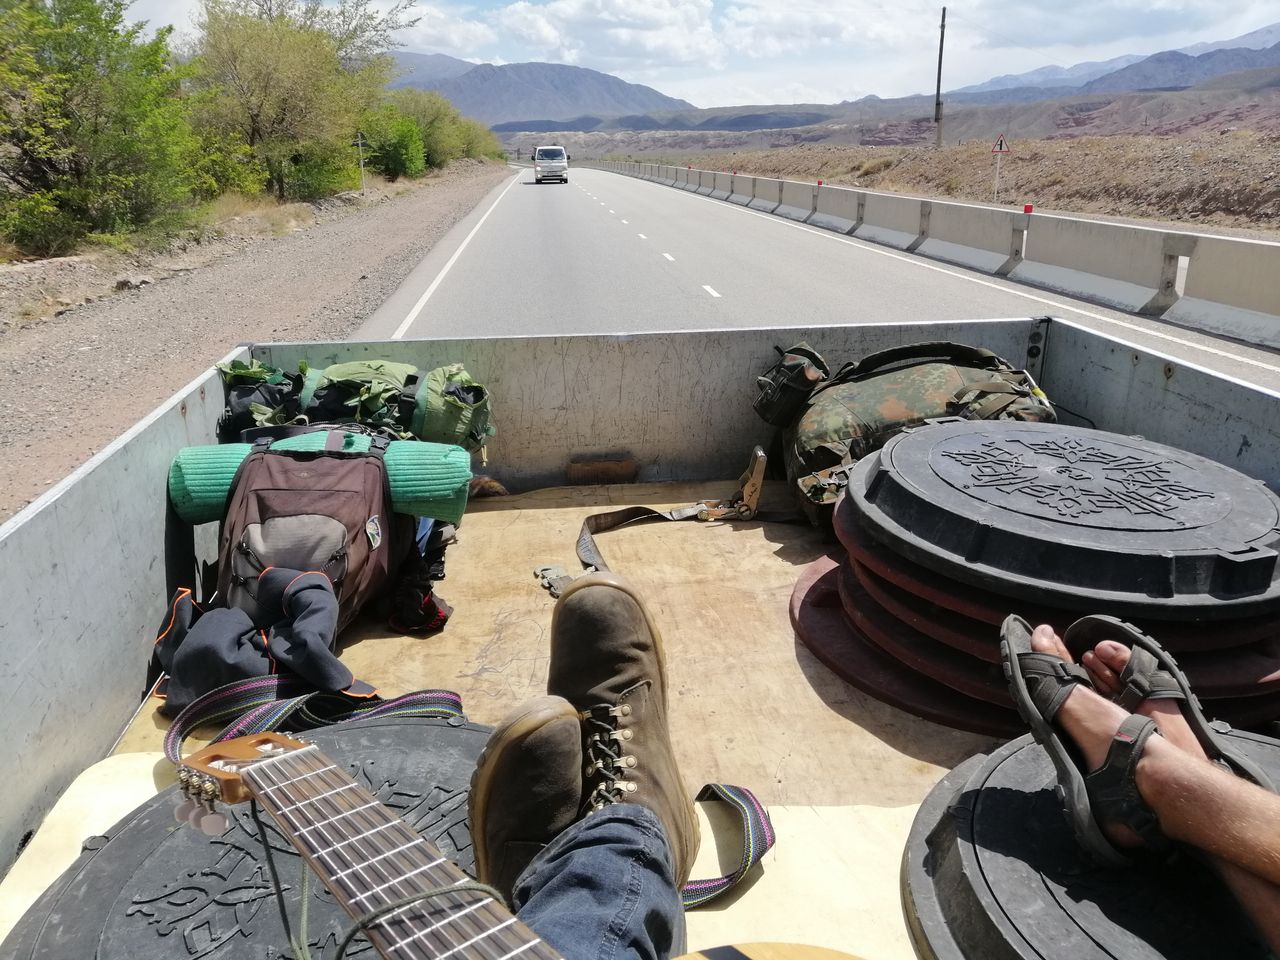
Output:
top-left (681, 132), bottom-right (1280, 232)
top-left (1083, 43), bottom-right (1280, 92)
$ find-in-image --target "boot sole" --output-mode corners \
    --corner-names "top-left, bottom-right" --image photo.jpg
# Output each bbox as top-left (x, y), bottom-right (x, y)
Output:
top-left (468, 695), bottom-right (579, 890)
top-left (556, 572), bottom-right (670, 712)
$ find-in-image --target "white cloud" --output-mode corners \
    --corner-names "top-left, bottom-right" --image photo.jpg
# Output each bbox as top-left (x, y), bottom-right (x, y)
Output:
top-left (399, 4), bottom-right (499, 53)
top-left (491, 0), bottom-right (723, 68)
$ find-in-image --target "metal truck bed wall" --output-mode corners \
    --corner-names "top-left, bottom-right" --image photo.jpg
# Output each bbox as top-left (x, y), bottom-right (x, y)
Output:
top-left (2, 318), bottom-right (1279, 879)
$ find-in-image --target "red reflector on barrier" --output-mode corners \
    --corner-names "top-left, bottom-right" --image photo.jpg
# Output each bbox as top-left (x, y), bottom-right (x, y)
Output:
top-left (1024, 204), bottom-right (1034, 213)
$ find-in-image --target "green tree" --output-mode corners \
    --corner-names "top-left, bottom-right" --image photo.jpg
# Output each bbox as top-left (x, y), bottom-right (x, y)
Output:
top-left (192, 1), bottom-right (388, 198)
top-left (217, 0), bottom-right (419, 65)
top-left (0, 0), bottom-right (202, 254)
top-left (361, 103), bottom-right (425, 180)
top-left (387, 88), bottom-right (463, 168)
top-left (456, 117), bottom-right (504, 160)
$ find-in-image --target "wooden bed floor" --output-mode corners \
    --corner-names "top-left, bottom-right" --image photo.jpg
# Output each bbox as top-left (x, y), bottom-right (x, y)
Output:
top-left (6, 482), bottom-right (1001, 958)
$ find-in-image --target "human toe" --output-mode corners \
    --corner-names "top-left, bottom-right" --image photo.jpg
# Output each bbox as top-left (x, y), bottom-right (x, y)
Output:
top-left (1030, 623), bottom-right (1074, 662)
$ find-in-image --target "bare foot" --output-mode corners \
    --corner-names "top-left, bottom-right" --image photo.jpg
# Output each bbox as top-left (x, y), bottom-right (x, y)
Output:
top-left (1081, 640), bottom-right (1209, 761)
top-left (1029, 624), bottom-right (1164, 849)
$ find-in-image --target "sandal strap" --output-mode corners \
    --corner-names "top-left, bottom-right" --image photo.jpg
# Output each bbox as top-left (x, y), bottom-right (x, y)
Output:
top-left (1116, 647), bottom-right (1185, 711)
top-left (1084, 714), bottom-right (1170, 853)
top-left (1019, 653), bottom-right (1092, 722)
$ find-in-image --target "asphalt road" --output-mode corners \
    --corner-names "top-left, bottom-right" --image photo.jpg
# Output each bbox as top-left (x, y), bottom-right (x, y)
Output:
top-left (359, 166), bottom-right (1280, 391)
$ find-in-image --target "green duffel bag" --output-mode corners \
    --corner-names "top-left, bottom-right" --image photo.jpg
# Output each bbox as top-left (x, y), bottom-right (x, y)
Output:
top-left (779, 341), bottom-right (1056, 528)
top-left (407, 363), bottom-right (496, 455)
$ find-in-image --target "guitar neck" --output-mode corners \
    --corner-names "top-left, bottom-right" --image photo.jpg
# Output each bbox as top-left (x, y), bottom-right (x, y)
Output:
top-left (241, 743), bottom-right (562, 960)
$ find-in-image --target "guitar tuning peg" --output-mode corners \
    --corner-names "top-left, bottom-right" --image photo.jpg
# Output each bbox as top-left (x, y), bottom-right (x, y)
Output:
top-left (174, 798), bottom-right (197, 824)
top-left (187, 802), bottom-right (208, 828)
top-left (199, 810), bottom-right (229, 837)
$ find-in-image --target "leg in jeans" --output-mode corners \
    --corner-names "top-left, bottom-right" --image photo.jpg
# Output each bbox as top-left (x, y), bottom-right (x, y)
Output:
top-left (513, 805), bottom-right (685, 960)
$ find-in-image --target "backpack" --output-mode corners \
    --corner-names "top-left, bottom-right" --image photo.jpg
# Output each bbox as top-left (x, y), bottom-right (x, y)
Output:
top-left (766, 341), bottom-right (1056, 528)
top-left (216, 432), bottom-right (415, 634)
top-left (217, 358), bottom-right (496, 455)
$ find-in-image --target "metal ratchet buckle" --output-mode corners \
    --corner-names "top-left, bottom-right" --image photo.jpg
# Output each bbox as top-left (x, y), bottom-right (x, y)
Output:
top-left (695, 446), bottom-right (767, 521)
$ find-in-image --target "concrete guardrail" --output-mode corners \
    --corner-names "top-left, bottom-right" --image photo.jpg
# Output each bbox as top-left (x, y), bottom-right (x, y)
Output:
top-left (749, 177), bottom-right (783, 213)
top-left (776, 180), bottom-right (816, 223)
top-left (1165, 235), bottom-right (1280, 345)
top-left (1010, 215), bottom-right (1183, 315)
top-left (810, 187), bottom-right (863, 233)
top-left (858, 193), bottom-right (925, 250)
top-left (917, 201), bottom-right (1027, 275)
top-left (579, 160), bottom-right (1280, 348)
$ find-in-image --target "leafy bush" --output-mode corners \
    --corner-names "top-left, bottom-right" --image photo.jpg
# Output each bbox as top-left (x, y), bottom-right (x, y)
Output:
top-left (189, 133), bottom-right (268, 200)
top-left (0, 0), bottom-right (202, 252)
top-left (284, 143), bottom-right (361, 200)
top-left (457, 118), bottom-right (505, 160)
top-left (361, 105), bottom-right (426, 181)
top-left (0, 192), bottom-right (86, 257)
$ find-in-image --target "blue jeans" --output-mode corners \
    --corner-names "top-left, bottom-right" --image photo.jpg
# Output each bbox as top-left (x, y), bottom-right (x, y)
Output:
top-left (513, 804), bottom-right (685, 960)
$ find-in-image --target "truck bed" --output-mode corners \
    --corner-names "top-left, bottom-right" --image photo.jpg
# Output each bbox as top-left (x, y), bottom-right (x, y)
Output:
top-left (2, 480), bottom-right (994, 957)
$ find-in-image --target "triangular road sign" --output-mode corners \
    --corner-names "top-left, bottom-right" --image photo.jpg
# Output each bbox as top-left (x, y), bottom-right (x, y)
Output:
top-left (992, 134), bottom-right (1010, 154)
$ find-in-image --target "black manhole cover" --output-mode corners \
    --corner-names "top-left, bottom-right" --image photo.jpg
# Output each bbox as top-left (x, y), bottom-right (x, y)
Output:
top-left (834, 496), bottom-right (1279, 652)
top-left (848, 419), bottom-right (1280, 618)
top-left (790, 554), bottom-right (1022, 738)
top-left (1, 716), bottom-right (490, 960)
top-left (903, 730), bottom-right (1280, 960)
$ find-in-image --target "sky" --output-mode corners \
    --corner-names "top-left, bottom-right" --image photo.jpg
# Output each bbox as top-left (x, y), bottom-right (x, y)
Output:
top-left (131, 0), bottom-right (1280, 108)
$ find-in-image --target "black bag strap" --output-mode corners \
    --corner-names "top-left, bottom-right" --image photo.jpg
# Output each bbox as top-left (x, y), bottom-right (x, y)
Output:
top-left (834, 341), bottom-right (1005, 382)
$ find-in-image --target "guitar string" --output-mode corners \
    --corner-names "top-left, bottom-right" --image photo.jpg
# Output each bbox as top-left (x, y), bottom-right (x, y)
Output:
top-left (246, 749), bottom-right (558, 960)
top-left (275, 751), bottom-right (552, 960)
top-left (245, 751), bottom-right (482, 960)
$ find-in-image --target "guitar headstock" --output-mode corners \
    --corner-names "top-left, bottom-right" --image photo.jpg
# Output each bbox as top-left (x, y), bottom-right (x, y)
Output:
top-left (176, 733), bottom-right (309, 834)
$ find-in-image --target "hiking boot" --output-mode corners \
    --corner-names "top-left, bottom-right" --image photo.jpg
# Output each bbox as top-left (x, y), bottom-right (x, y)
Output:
top-left (468, 695), bottom-right (584, 902)
top-left (548, 572), bottom-right (700, 885)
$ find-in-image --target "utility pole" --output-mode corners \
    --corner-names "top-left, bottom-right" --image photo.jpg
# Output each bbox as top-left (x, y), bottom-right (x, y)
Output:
top-left (353, 132), bottom-right (367, 195)
top-left (934, 6), bottom-right (946, 149)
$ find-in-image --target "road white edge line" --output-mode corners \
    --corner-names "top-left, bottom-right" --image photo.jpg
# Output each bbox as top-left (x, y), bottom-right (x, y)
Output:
top-left (703, 285), bottom-right (721, 298)
top-left (614, 175), bottom-right (1280, 376)
top-left (392, 173), bottom-right (520, 339)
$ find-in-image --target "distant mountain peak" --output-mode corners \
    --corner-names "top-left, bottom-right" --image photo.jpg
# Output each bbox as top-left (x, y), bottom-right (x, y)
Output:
top-left (388, 58), bottom-right (693, 124)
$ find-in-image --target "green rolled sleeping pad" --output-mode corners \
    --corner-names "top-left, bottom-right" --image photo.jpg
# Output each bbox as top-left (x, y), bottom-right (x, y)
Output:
top-left (168, 431), bottom-right (472, 525)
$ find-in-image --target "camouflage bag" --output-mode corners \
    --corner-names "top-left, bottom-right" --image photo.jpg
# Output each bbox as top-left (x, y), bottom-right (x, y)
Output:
top-left (782, 341), bottom-right (1055, 528)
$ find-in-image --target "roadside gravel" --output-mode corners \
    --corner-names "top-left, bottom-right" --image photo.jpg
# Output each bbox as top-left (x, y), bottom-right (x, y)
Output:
top-left (0, 160), bottom-right (512, 521)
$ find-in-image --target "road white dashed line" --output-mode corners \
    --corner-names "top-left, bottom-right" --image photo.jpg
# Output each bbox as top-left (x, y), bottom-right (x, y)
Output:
top-left (662, 253), bottom-right (675, 261)
top-left (638, 234), bottom-right (647, 240)
top-left (703, 285), bottom-right (721, 298)
top-left (621, 219), bottom-right (629, 224)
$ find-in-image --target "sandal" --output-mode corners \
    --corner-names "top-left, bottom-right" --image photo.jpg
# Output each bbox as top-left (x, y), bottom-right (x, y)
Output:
top-left (1064, 615), bottom-right (1274, 792)
top-left (1001, 614), bottom-right (1171, 866)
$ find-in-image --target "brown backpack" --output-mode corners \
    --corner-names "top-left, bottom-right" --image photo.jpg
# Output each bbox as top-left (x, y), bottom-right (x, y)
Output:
top-left (216, 433), bottom-right (413, 634)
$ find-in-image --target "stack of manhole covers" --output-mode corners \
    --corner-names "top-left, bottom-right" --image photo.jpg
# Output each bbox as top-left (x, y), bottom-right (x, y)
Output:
top-left (791, 419), bottom-right (1280, 735)
top-left (902, 729), bottom-right (1280, 959)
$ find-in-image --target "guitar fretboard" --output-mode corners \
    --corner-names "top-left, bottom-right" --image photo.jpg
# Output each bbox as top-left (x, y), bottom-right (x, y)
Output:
top-left (242, 744), bottom-right (563, 960)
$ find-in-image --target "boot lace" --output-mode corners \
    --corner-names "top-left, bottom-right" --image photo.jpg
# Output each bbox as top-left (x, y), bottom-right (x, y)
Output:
top-left (582, 703), bottom-right (638, 810)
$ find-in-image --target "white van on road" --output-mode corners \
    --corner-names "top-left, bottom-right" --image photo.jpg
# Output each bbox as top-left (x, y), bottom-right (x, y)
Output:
top-left (532, 145), bottom-right (570, 183)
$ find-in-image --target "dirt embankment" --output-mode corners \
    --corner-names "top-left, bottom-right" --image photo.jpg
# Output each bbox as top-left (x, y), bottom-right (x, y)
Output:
top-left (0, 160), bottom-right (511, 522)
top-left (688, 132), bottom-right (1280, 234)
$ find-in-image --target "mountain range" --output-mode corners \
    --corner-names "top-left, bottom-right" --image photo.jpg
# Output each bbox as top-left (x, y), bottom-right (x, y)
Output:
top-left (388, 52), bottom-right (691, 124)
top-left (392, 20), bottom-right (1280, 134)
top-left (956, 20), bottom-right (1280, 93)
